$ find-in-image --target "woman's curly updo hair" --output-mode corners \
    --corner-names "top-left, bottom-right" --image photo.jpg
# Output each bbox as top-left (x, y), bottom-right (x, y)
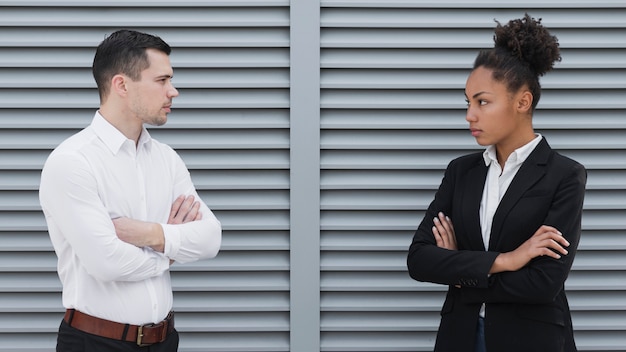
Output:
top-left (473, 13), bottom-right (561, 111)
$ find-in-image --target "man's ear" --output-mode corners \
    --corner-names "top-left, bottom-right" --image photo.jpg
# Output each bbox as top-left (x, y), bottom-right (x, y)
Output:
top-left (110, 74), bottom-right (128, 97)
top-left (517, 90), bottom-right (533, 113)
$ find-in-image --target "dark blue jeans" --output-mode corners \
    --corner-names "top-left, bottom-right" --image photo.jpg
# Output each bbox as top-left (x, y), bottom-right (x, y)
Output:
top-left (474, 316), bottom-right (486, 352)
top-left (57, 320), bottom-right (179, 352)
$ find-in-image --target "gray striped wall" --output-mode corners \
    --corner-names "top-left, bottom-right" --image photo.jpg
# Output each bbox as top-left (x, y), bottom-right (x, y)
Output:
top-left (0, 1), bottom-right (624, 351)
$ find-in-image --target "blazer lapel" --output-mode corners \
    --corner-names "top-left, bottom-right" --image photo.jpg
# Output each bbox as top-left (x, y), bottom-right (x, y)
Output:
top-left (461, 158), bottom-right (488, 250)
top-left (488, 138), bottom-right (552, 250)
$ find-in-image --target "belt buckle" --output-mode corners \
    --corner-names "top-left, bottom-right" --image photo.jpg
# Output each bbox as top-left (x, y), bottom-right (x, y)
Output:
top-left (137, 325), bottom-right (147, 347)
top-left (137, 321), bottom-right (167, 347)
top-left (137, 324), bottom-right (159, 347)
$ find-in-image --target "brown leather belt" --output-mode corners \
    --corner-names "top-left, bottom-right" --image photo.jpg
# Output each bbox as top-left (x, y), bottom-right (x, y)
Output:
top-left (64, 309), bottom-right (175, 346)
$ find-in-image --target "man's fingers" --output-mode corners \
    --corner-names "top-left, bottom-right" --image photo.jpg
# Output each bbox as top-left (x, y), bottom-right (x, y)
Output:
top-left (183, 201), bottom-right (201, 222)
top-left (168, 195), bottom-right (185, 222)
top-left (169, 195), bottom-right (198, 224)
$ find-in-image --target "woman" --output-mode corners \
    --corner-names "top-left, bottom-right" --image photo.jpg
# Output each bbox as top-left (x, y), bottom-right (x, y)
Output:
top-left (406, 14), bottom-right (586, 352)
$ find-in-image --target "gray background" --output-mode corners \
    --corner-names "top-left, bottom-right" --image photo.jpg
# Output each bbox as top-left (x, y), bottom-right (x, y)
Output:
top-left (0, 1), bottom-right (624, 351)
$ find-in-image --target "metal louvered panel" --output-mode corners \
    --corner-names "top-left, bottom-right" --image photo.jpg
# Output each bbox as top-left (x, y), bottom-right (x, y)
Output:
top-left (0, 1), bottom-right (290, 351)
top-left (320, 2), bottom-right (626, 352)
top-left (1, 1), bottom-right (625, 351)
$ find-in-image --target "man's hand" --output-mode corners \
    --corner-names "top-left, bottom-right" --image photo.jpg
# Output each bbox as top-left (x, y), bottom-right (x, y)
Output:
top-left (168, 195), bottom-right (202, 224)
top-left (490, 225), bottom-right (569, 274)
top-left (433, 212), bottom-right (457, 250)
top-left (113, 195), bottom-right (204, 255)
top-left (112, 217), bottom-right (164, 252)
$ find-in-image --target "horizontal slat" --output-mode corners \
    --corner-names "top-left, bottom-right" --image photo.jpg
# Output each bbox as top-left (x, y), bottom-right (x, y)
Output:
top-left (179, 332), bottom-right (289, 352)
top-left (0, 109), bottom-right (289, 129)
top-left (322, 291), bottom-right (446, 311)
top-left (320, 129), bottom-right (626, 149)
top-left (0, 68), bottom-right (289, 88)
top-left (319, 250), bottom-right (626, 271)
top-left (321, 28), bottom-right (626, 48)
top-left (171, 312), bottom-right (290, 332)
top-left (321, 0), bottom-right (626, 8)
top-left (0, 230), bottom-right (289, 252)
top-left (322, 169), bottom-right (444, 189)
top-left (0, 272), bottom-right (61, 292)
top-left (191, 170), bottom-right (289, 190)
top-left (323, 271), bottom-right (443, 291)
top-left (0, 0), bottom-right (288, 6)
top-left (179, 150), bottom-right (289, 169)
top-left (0, 210), bottom-right (290, 232)
top-left (0, 128), bottom-right (289, 149)
top-left (319, 189), bottom-right (623, 211)
top-left (321, 311), bottom-right (440, 331)
top-left (321, 69), bottom-right (626, 89)
top-left (572, 311), bottom-right (626, 330)
top-left (572, 330), bottom-right (626, 351)
top-left (0, 293), bottom-right (61, 312)
top-left (174, 291), bottom-right (289, 312)
top-left (0, 7), bottom-right (289, 27)
top-left (322, 48), bottom-right (626, 69)
top-left (321, 330), bottom-right (438, 351)
top-left (0, 232), bottom-right (52, 251)
top-left (320, 230), bottom-right (626, 251)
top-left (319, 210), bottom-right (625, 231)
top-left (0, 251), bottom-right (289, 272)
top-left (174, 250), bottom-right (288, 271)
top-left (321, 168), bottom-right (625, 191)
top-left (0, 149), bottom-right (289, 170)
top-left (320, 189), bottom-right (432, 210)
top-left (321, 109), bottom-right (626, 129)
top-left (151, 128), bottom-right (290, 149)
top-left (322, 270), bottom-right (626, 292)
top-left (321, 149), bottom-right (625, 170)
top-left (321, 8), bottom-right (626, 28)
top-left (0, 28), bottom-right (290, 47)
top-left (0, 89), bottom-right (289, 109)
top-left (171, 271), bottom-right (289, 291)
top-left (321, 89), bottom-right (626, 109)
top-left (0, 47), bottom-right (289, 68)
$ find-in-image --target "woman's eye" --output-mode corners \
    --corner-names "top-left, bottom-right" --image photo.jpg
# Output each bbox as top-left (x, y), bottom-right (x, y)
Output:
top-left (479, 100), bottom-right (488, 106)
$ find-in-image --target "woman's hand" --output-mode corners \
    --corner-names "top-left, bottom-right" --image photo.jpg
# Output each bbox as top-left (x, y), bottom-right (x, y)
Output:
top-left (433, 212), bottom-right (457, 250)
top-left (490, 225), bottom-right (570, 274)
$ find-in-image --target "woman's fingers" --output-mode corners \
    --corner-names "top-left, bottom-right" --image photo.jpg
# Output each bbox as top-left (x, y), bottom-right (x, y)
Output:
top-left (433, 213), bottom-right (457, 250)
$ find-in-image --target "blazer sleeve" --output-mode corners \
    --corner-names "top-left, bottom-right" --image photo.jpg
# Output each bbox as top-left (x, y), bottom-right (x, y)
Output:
top-left (407, 156), bottom-right (499, 288)
top-left (460, 159), bottom-right (587, 304)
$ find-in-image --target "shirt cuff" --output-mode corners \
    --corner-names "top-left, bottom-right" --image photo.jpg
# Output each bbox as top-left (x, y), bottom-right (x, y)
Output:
top-left (160, 223), bottom-right (181, 259)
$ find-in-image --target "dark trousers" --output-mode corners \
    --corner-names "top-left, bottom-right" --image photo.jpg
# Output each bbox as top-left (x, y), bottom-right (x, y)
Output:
top-left (474, 316), bottom-right (486, 352)
top-left (57, 320), bottom-right (179, 352)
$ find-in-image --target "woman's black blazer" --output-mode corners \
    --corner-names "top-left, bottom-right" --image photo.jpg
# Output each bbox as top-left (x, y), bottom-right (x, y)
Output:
top-left (407, 137), bottom-right (587, 352)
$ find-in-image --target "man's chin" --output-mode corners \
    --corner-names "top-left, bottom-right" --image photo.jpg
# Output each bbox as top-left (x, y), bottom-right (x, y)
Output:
top-left (147, 116), bottom-right (167, 127)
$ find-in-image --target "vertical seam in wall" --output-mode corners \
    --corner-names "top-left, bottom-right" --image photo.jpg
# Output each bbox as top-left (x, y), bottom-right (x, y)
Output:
top-left (290, 0), bottom-right (321, 351)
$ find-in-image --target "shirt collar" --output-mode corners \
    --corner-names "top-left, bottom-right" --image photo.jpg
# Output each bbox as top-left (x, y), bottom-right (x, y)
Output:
top-left (482, 134), bottom-right (543, 167)
top-left (91, 111), bottom-right (152, 154)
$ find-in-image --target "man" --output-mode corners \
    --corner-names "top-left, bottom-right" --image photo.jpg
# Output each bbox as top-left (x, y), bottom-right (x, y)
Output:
top-left (39, 29), bottom-right (222, 351)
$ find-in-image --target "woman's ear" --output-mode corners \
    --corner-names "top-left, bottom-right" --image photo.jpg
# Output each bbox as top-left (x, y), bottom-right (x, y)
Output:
top-left (516, 90), bottom-right (533, 113)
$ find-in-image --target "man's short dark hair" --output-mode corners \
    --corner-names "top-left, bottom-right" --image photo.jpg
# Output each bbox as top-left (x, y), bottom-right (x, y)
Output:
top-left (92, 29), bottom-right (171, 101)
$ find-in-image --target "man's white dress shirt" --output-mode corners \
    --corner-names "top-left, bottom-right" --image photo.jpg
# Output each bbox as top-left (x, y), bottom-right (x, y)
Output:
top-left (478, 134), bottom-right (542, 317)
top-left (40, 112), bottom-right (221, 325)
